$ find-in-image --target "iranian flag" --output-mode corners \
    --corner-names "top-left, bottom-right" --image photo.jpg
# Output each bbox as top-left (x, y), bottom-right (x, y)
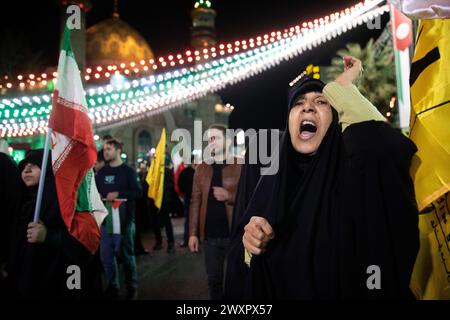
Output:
top-left (48, 25), bottom-right (107, 254)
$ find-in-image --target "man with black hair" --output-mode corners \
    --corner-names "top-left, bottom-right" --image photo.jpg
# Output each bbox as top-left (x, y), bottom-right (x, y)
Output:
top-left (96, 139), bottom-right (141, 300)
top-left (94, 135), bottom-right (113, 174)
top-left (102, 134), bottom-right (113, 145)
top-left (94, 150), bottom-right (105, 174)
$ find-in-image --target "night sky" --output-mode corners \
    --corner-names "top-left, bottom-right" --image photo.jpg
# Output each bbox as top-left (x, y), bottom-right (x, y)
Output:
top-left (0, 0), bottom-right (388, 130)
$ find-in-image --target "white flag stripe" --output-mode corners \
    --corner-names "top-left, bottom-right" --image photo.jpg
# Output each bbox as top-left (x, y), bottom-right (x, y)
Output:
top-left (55, 50), bottom-right (87, 108)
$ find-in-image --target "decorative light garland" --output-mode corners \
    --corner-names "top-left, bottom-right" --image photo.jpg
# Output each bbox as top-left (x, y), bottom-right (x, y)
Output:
top-left (1, 0), bottom-right (384, 112)
top-left (0, 1), bottom-right (388, 137)
top-left (0, 1), bottom-right (380, 93)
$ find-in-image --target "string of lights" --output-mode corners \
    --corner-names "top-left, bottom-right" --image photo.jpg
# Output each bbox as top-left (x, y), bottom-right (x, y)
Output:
top-left (0, 1), bottom-right (383, 93)
top-left (0, 1), bottom-right (388, 137)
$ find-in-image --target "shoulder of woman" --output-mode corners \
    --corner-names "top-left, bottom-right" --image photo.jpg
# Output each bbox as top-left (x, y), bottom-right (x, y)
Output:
top-left (342, 121), bottom-right (417, 162)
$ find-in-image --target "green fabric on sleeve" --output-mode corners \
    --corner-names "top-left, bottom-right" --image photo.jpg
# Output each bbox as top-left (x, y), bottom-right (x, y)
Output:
top-left (323, 82), bottom-right (387, 131)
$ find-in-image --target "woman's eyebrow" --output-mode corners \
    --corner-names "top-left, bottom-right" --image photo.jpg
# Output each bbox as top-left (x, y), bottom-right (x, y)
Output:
top-left (295, 96), bottom-right (305, 103)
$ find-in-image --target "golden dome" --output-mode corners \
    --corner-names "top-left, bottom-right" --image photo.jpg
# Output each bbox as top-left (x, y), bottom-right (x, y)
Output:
top-left (86, 16), bottom-right (155, 66)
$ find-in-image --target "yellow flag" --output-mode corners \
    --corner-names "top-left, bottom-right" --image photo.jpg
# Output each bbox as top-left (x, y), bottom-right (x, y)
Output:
top-left (409, 19), bottom-right (450, 300)
top-left (409, 18), bottom-right (450, 211)
top-left (411, 192), bottom-right (450, 299)
top-left (146, 128), bottom-right (166, 209)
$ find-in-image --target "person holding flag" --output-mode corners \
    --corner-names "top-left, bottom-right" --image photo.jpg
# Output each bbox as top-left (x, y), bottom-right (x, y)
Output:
top-left (7, 150), bottom-right (103, 299)
top-left (96, 139), bottom-right (141, 299)
top-left (7, 21), bottom-right (108, 298)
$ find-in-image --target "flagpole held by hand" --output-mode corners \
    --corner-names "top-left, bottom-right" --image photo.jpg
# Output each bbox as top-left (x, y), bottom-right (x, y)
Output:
top-left (32, 128), bottom-right (52, 223)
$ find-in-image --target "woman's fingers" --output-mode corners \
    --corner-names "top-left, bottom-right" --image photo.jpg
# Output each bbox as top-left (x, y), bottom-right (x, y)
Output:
top-left (243, 235), bottom-right (264, 255)
top-left (343, 56), bottom-right (361, 70)
top-left (259, 221), bottom-right (274, 239)
top-left (243, 216), bottom-right (275, 255)
top-left (249, 216), bottom-right (274, 239)
top-left (243, 230), bottom-right (266, 249)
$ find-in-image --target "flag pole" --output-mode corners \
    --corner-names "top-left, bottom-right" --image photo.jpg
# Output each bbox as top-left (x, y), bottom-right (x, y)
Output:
top-left (32, 127), bottom-right (53, 223)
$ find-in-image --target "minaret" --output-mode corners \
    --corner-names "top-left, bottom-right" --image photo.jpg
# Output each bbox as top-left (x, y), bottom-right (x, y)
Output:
top-left (112, 0), bottom-right (120, 19)
top-left (191, 0), bottom-right (217, 49)
top-left (187, 0), bottom-right (228, 129)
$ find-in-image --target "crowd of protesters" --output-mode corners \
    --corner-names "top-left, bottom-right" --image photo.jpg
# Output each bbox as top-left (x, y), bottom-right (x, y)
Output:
top-left (0, 56), bottom-right (423, 301)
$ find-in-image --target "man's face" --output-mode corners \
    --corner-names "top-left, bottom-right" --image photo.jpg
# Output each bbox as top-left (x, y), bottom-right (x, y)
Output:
top-left (207, 128), bottom-right (226, 157)
top-left (288, 91), bottom-right (333, 155)
top-left (103, 144), bottom-right (120, 162)
top-left (21, 163), bottom-right (41, 187)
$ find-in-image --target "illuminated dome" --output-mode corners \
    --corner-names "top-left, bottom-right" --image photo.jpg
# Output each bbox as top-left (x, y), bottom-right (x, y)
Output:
top-left (86, 15), bottom-right (154, 66)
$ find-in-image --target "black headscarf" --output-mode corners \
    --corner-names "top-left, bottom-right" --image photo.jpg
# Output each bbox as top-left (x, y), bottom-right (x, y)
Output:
top-left (9, 149), bottom-right (100, 299)
top-left (225, 77), bottom-right (419, 300)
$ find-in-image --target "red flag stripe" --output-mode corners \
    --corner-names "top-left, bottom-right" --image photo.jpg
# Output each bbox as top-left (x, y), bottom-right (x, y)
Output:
top-left (70, 211), bottom-right (101, 254)
top-left (49, 90), bottom-right (96, 150)
top-left (53, 140), bottom-right (98, 253)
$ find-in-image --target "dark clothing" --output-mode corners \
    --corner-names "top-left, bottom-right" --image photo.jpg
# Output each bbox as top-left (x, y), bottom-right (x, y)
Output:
top-left (183, 194), bottom-right (191, 245)
top-left (227, 114), bottom-right (419, 299)
top-left (0, 153), bottom-right (22, 298)
top-left (178, 166), bottom-right (195, 244)
top-left (95, 163), bottom-right (141, 230)
top-left (228, 130), bottom-right (282, 238)
top-left (0, 153), bottom-right (21, 264)
top-left (138, 169), bottom-right (149, 202)
top-left (8, 150), bottom-right (101, 299)
top-left (135, 169), bottom-right (149, 252)
top-left (153, 168), bottom-right (177, 245)
top-left (226, 78), bottom-right (419, 300)
top-left (162, 167), bottom-right (183, 217)
top-left (205, 163), bottom-right (229, 239)
top-left (189, 160), bottom-right (241, 300)
top-left (178, 166), bottom-right (195, 199)
top-left (189, 160), bottom-right (241, 241)
top-left (153, 204), bottom-right (175, 245)
top-left (203, 238), bottom-right (230, 300)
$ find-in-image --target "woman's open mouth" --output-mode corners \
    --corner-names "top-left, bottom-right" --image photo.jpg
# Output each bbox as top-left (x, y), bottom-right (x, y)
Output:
top-left (299, 120), bottom-right (317, 140)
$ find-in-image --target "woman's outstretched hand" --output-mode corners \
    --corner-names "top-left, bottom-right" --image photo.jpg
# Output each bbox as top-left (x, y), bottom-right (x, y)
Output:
top-left (335, 55), bottom-right (363, 86)
top-left (243, 216), bottom-right (275, 255)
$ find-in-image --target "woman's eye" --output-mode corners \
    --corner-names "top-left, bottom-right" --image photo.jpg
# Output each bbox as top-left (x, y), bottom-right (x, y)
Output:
top-left (316, 100), bottom-right (327, 105)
